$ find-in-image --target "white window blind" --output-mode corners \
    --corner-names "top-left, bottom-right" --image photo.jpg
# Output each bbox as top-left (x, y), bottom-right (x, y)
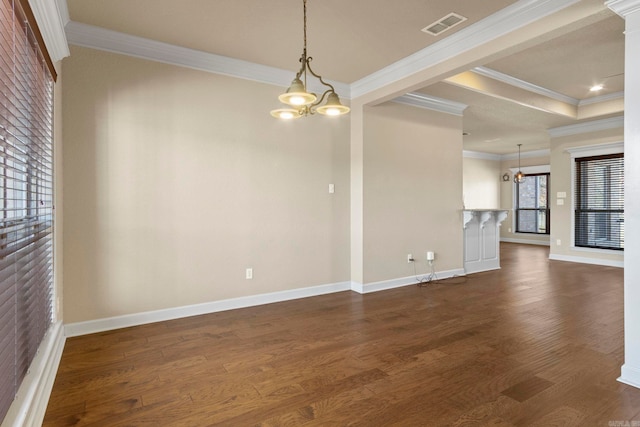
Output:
top-left (575, 153), bottom-right (624, 250)
top-left (0, 0), bottom-right (54, 421)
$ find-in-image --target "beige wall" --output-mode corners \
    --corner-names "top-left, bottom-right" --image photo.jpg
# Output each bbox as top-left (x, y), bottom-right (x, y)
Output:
top-left (499, 154), bottom-right (551, 244)
top-left (463, 156), bottom-right (501, 209)
top-left (363, 103), bottom-right (463, 283)
top-left (62, 46), bottom-right (350, 323)
top-left (549, 128), bottom-right (624, 264)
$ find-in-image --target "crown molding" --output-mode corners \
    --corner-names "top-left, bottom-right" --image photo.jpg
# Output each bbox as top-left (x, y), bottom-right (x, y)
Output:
top-left (566, 141), bottom-right (624, 156)
top-left (28, 0), bottom-right (70, 61)
top-left (606, 0), bottom-right (640, 17)
top-left (350, 0), bottom-right (580, 99)
top-left (463, 150), bottom-right (501, 161)
top-left (578, 91), bottom-right (624, 106)
top-left (393, 92), bottom-right (467, 116)
top-left (64, 21), bottom-right (351, 98)
top-left (509, 164), bottom-right (550, 173)
top-left (548, 116), bottom-right (624, 137)
top-left (501, 148), bottom-right (550, 160)
top-left (473, 66), bottom-right (578, 105)
top-left (54, 0), bottom-right (70, 25)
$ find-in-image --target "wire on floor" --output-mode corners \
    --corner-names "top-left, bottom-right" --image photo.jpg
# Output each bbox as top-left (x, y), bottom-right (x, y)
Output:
top-left (413, 261), bottom-right (468, 287)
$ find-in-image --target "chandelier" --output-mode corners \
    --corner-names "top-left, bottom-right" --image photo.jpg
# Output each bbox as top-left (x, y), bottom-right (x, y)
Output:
top-left (514, 144), bottom-right (525, 183)
top-left (270, 0), bottom-right (350, 119)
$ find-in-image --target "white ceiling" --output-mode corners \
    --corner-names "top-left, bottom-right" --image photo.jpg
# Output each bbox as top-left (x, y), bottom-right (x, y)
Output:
top-left (64, 0), bottom-right (625, 155)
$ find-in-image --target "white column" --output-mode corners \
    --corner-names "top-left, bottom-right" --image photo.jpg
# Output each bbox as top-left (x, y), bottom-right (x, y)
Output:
top-left (606, 0), bottom-right (640, 389)
top-left (350, 101), bottom-right (365, 292)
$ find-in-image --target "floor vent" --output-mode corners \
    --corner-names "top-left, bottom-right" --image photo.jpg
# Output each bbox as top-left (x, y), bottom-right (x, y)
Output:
top-left (422, 12), bottom-right (467, 36)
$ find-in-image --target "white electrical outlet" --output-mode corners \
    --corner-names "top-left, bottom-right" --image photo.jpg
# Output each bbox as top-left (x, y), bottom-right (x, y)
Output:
top-left (246, 268), bottom-right (253, 279)
top-left (426, 251), bottom-right (435, 261)
top-left (407, 253), bottom-right (414, 263)
top-left (556, 239), bottom-right (562, 246)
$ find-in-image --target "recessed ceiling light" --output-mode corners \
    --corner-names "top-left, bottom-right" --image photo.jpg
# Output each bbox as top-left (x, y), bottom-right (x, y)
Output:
top-left (590, 84), bottom-right (604, 92)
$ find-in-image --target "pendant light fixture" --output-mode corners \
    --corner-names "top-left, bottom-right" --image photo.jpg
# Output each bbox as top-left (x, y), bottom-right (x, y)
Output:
top-left (513, 144), bottom-right (525, 183)
top-left (270, 0), bottom-right (350, 119)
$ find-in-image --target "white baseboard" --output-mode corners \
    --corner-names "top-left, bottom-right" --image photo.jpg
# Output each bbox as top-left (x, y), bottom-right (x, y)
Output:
top-left (64, 281), bottom-right (352, 337)
top-left (619, 364), bottom-right (640, 390)
top-left (66, 268), bottom-right (481, 337)
top-left (549, 253), bottom-right (624, 268)
top-left (352, 268), bottom-right (466, 294)
top-left (350, 281), bottom-right (365, 293)
top-left (464, 261), bottom-right (500, 275)
top-left (2, 321), bottom-right (66, 427)
top-left (501, 237), bottom-right (550, 246)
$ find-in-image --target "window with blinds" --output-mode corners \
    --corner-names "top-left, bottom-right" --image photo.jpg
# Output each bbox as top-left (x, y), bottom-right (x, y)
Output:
top-left (575, 153), bottom-right (624, 250)
top-left (515, 173), bottom-right (550, 234)
top-left (0, 0), bottom-right (55, 421)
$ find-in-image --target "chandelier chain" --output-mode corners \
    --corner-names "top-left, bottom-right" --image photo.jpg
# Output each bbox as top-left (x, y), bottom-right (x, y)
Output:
top-left (303, 0), bottom-right (307, 55)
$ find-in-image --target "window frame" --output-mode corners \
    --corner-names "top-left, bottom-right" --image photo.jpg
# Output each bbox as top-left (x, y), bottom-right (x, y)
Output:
top-left (509, 164), bottom-right (550, 235)
top-left (0, 0), bottom-right (55, 421)
top-left (574, 153), bottom-right (624, 251)
top-left (514, 172), bottom-right (550, 235)
top-left (568, 142), bottom-right (624, 252)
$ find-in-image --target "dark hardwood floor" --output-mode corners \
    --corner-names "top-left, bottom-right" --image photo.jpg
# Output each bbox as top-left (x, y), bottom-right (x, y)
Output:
top-left (44, 243), bottom-right (640, 426)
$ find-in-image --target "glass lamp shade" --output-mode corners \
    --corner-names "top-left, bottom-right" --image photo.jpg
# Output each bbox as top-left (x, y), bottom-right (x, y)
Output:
top-left (316, 92), bottom-right (350, 116)
top-left (278, 78), bottom-right (317, 106)
top-left (513, 171), bottom-right (525, 183)
top-left (270, 108), bottom-right (301, 120)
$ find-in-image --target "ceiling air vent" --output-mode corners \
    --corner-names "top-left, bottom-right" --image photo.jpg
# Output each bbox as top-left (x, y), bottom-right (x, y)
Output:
top-left (422, 12), bottom-right (467, 36)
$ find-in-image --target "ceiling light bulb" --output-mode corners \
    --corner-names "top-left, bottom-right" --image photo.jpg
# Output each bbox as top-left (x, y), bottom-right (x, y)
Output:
top-left (270, 108), bottom-right (301, 119)
top-left (278, 78), bottom-right (317, 106)
top-left (316, 92), bottom-right (350, 116)
top-left (288, 95), bottom-right (307, 106)
top-left (590, 84), bottom-right (604, 92)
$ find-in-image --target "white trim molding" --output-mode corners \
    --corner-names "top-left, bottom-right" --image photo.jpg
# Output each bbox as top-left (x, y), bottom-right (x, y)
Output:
top-left (28, 0), bottom-right (70, 61)
top-left (501, 149), bottom-right (550, 161)
top-left (578, 91), bottom-right (624, 106)
top-left (619, 364), bottom-right (640, 389)
top-left (463, 150), bottom-right (501, 161)
top-left (548, 116), bottom-right (624, 138)
top-left (350, 0), bottom-right (580, 99)
top-left (64, 21), bottom-right (350, 98)
top-left (549, 253), bottom-right (624, 268)
top-left (473, 66), bottom-right (578, 105)
top-left (351, 268), bottom-right (466, 294)
top-left (64, 281), bottom-right (352, 337)
top-left (607, 0), bottom-right (640, 17)
top-left (2, 322), bottom-right (65, 427)
top-left (392, 92), bottom-right (467, 116)
top-left (501, 237), bottom-right (551, 246)
top-left (54, 0), bottom-right (70, 25)
top-left (566, 141), bottom-right (624, 157)
top-left (509, 164), bottom-right (550, 175)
